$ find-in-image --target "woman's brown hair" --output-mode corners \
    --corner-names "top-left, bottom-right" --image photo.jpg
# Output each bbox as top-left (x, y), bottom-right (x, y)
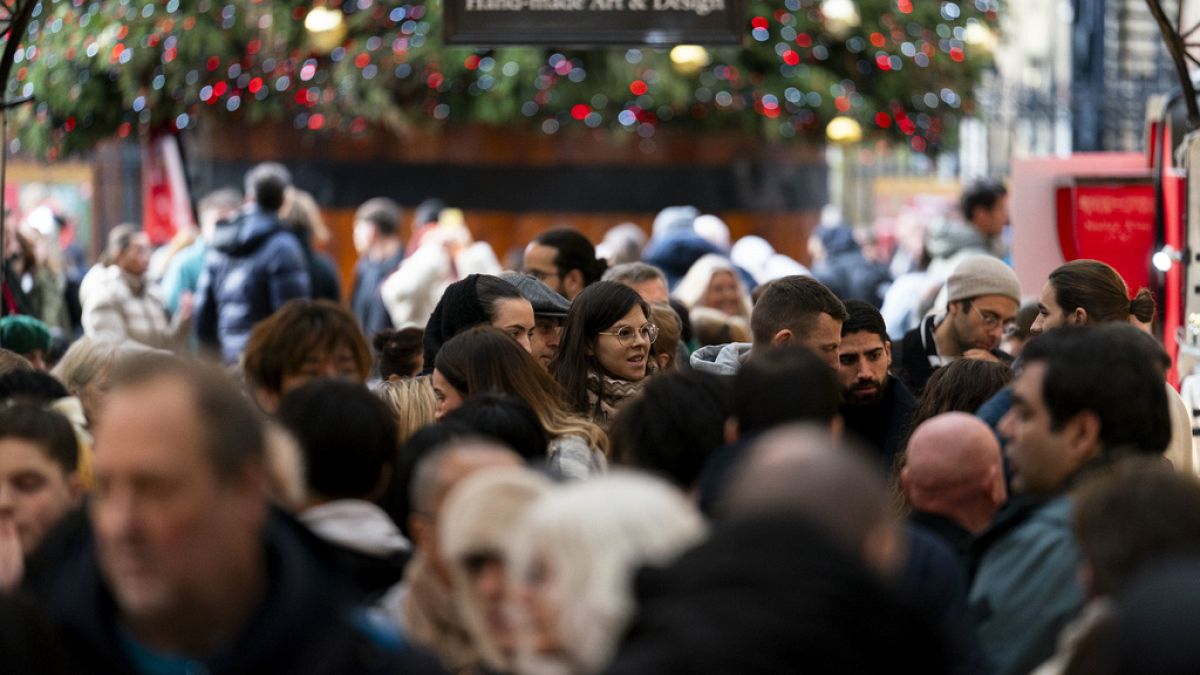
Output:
top-left (436, 325), bottom-right (608, 453)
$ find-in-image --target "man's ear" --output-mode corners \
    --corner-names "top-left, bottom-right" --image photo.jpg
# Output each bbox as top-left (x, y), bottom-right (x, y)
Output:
top-left (67, 473), bottom-right (85, 507)
top-left (724, 417), bottom-right (739, 445)
top-left (409, 514), bottom-right (432, 555)
top-left (884, 340), bottom-right (893, 369)
top-left (252, 388), bottom-right (280, 416)
top-left (1065, 410), bottom-right (1102, 466)
top-left (1070, 308), bottom-right (1088, 325)
top-left (770, 329), bottom-right (793, 347)
top-left (984, 463), bottom-right (1006, 505)
top-left (654, 352), bottom-right (672, 372)
top-left (564, 269), bottom-right (585, 298)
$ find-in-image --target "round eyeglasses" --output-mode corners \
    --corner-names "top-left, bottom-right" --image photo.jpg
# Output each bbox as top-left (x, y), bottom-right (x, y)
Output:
top-left (971, 303), bottom-right (1017, 336)
top-left (597, 323), bottom-right (659, 346)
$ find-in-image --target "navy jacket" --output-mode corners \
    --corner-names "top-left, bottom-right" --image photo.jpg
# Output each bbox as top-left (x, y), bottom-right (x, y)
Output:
top-left (351, 250), bottom-right (404, 337)
top-left (195, 208), bottom-right (311, 363)
top-left (26, 510), bottom-right (440, 675)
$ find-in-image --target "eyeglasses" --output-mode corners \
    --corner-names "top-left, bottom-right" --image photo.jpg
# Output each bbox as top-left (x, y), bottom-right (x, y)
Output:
top-left (597, 323), bottom-right (659, 346)
top-left (970, 303), bottom-right (1018, 336)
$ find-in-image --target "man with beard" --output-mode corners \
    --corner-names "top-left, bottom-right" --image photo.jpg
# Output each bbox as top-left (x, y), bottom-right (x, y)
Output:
top-left (894, 256), bottom-right (1020, 396)
top-left (838, 300), bottom-right (916, 468)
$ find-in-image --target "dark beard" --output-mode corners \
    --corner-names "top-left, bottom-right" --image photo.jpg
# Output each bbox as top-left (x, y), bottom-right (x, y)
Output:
top-left (844, 382), bottom-right (886, 407)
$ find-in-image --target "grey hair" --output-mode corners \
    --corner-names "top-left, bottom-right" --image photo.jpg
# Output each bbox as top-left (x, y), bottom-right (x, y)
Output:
top-left (602, 262), bottom-right (667, 285)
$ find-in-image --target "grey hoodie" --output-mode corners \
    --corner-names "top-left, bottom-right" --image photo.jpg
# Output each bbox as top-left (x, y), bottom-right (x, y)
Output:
top-left (689, 342), bottom-right (753, 376)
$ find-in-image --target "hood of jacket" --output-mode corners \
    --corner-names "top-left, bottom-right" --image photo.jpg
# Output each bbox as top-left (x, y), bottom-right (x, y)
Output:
top-left (689, 342), bottom-right (752, 376)
top-left (818, 225), bottom-right (861, 257)
top-left (213, 208), bottom-right (292, 257)
top-left (924, 219), bottom-right (992, 262)
top-left (299, 499), bottom-right (412, 558)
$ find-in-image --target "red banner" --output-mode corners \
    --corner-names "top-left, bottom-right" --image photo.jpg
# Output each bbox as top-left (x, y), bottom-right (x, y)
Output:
top-left (141, 134), bottom-right (193, 245)
top-left (1056, 182), bottom-right (1156, 292)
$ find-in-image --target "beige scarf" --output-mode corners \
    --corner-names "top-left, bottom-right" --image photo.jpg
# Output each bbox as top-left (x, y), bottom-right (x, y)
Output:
top-left (403, 554), bottom-right (480, 673)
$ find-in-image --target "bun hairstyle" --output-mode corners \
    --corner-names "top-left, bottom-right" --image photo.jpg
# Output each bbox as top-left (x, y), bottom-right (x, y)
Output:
top-left (1129, 288), bottom-right (1156, 324)
top-left (1048, 259), bottom-right (1156, 325)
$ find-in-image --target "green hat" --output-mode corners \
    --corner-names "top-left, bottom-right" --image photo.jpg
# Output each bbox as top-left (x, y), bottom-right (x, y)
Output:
top-left (0, 315), bottom-right (52, 354)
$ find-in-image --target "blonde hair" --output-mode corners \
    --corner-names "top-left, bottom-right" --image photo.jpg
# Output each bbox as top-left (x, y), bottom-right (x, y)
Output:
top-left (672, 254), bottom-right (752, 320)
top-left (508, 472), bottom-right (705, 674)
top-left (690, 306), bottom-right (751, 347)
top-left (376, 376), bottom-right (437, 444)
top-left (52, 337), bottom-right (126, 396)
top-left (649, 304), bottom-right (682, 371)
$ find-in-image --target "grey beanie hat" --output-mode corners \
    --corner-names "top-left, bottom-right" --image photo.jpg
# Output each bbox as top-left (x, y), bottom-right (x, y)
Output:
top-left (499, 271), bottom-right (571, 317)
top-left (946, 256), bottom-right (1021, 304)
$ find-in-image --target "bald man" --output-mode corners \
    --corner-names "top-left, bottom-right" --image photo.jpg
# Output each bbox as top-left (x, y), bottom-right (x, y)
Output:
top-left (725, 424), bottom-right (988, 671)
top-left (901, 412), bottom-right (1007, 556)
top-left (724, 425), bottom-right (902, 574)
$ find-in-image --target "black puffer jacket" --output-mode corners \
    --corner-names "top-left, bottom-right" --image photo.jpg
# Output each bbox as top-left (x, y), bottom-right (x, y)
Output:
top-left (195, 207), bottom-right (311, 362)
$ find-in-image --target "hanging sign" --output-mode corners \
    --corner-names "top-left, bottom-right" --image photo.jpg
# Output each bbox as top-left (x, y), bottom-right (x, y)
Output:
top-left (1055, 181), bottom-right (1156, 292)
top-left (443, 0), bottom-right (744, 46)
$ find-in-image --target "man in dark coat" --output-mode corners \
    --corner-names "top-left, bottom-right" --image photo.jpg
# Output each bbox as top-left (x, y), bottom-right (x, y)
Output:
top-left (350, 197), bottom-right (405, 337)
top-left (28, 355), bottom-right (433, 674)
top-left (195, 162), bottom-right (311, 363)
top-left (814, 225), bottom-right (891, 308)
top-left (838, 300), bottom-right (916, 468)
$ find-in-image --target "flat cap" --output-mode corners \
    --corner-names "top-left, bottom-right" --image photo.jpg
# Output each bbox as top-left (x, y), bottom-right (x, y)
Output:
top-left (499, 271), bottom-right (571, 318)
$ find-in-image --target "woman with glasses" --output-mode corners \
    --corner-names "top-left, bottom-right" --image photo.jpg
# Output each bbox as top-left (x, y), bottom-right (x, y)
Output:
top-left (551, 281), bottom-right (657, 431)
top-left (434, 325), bottom-right (609, 478)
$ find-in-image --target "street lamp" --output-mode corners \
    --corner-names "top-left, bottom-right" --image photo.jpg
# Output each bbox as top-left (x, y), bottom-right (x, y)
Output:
top-left (821, 0), bottom-right (860, 38)
top-left (825, 115), bottom-right (863, 144)
top-left (825, 115), bottom-right (862, 227)
top-left (670, 45), bottom-right (711, 76)
top-left (305, 6), bottom-right (347, 55)
top-left (964, 19), bottom-right (995, 52)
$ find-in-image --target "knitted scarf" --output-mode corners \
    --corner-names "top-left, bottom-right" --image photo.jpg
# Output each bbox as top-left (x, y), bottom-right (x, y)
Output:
top-left (586, 368), bottom-right (647, 430)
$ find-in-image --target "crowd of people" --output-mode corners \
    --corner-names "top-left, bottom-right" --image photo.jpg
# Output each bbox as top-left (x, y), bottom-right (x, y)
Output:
top-left (1, 164), bottom-right (1198, 674)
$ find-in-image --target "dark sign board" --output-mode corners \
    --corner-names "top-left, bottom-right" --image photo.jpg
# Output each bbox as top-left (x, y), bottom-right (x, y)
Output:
top-left (443, 0), bottom-right (745, 46)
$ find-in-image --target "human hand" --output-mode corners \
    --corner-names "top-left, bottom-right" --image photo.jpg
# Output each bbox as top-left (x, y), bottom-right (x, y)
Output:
top-left (0, 517), bottom-right (24, 593)
top-left (177, 291), bottom-right (195, 323)
top-left (962, 349), bottom-right (1001, 363)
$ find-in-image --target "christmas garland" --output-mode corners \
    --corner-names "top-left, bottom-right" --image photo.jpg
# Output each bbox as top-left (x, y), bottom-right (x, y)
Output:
top-left (13, 0), bottom-right (995, 159)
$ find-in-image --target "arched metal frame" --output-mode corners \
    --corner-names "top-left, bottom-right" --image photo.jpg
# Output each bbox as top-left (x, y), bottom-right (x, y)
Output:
top-left (1147, 0), bottom-right (1200, 130)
